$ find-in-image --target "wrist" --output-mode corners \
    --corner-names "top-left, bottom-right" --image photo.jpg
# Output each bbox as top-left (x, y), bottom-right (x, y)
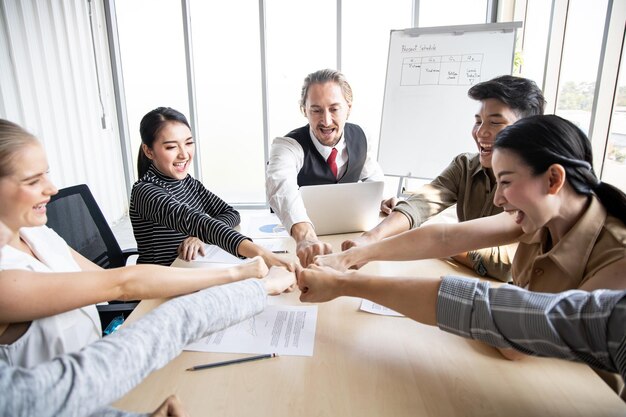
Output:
top-left (344, 247), bottom-right (365, 269)
top-left (227, 265), bottom-right (243, 282)
top-left (237, 239), bottom-right (263, 258)
top-left (335, 272), bottom-right (350, 297)
top-left (291, 222), bottom-right (317, 244)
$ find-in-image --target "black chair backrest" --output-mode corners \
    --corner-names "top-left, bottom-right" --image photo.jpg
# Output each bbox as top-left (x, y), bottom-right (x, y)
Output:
top-left (46, 184), bottom-right (126, 268)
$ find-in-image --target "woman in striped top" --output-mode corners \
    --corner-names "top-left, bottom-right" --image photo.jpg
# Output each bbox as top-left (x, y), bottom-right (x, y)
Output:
top-left (131, 107), bottom-right (291, 268)
top-left (0, 119), bottom-right (275, 368)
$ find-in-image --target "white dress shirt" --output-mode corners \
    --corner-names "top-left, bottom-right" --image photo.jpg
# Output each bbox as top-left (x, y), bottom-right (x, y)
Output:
top-left (266, 127), bottom-right (384, 232)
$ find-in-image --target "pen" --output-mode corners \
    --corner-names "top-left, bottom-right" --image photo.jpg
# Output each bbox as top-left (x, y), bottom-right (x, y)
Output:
top-left (271, 250), bottom-right (289, 254)
top-left (186, 353), bottom-right (277, 371)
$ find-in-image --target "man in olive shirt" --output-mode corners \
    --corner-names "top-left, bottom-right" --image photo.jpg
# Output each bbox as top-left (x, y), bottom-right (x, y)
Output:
top-left (343, 75), bottom-right (545, 281)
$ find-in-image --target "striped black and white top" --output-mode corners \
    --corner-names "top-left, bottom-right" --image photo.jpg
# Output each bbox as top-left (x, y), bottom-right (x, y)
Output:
top-left (437, 276), bottom-right (626, 382)
top-left (130, 165), bottom-right (249, 265)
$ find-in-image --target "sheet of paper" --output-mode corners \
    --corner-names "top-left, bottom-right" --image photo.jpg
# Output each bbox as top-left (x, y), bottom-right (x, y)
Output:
top-left (185, 305), bottom-right (317, 356)
top-left (255, 239), bottom-right (289, 253)
top-left (191, 244), bottom-right (245, 264)
top-left (359, 299), bottom-right (404, 317)
top-left (243, 214), bottom-right (289, 238)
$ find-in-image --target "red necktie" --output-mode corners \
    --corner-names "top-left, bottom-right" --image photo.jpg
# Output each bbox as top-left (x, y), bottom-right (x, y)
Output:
top-left (327, 147), bottom-right (338, 179)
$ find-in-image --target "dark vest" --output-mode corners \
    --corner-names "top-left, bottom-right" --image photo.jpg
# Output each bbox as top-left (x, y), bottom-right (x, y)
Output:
top-left (286, 123), bottom-right (367, 186)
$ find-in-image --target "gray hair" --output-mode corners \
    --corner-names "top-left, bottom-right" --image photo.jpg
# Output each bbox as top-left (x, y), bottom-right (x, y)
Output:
top-left (0, 119), bottom-right (39, 178)
top-left (299, 69), bottom-right (353, 113)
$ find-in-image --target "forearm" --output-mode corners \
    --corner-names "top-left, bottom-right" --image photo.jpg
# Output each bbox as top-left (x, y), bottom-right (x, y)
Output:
top-left (0, 279), bottom-right (267, 417)
top-left (203, 191), bottom-right (241, 228)
top-left (0, 265), bottom-right (246, 323)
top-left (437, 276), bottom-right (625, 375)
top-left (343, 214), bottom-right (521, 267)
top-left (343, 223), bottom-right (464, 266)
top-left (338, 273), bottom-right (441, 325)
top-left (133, 186), bottom-right (248, 257)
top-left (114, 264), bottom-right (243, 301)
top-left (362, 211), bottom-right (410, 241)
top-left (236, 239), bottom-right (265, 258)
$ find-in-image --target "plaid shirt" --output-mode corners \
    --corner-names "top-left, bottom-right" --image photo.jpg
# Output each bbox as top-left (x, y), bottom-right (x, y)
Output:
top-left (437, 276), bottom-right (626, 382)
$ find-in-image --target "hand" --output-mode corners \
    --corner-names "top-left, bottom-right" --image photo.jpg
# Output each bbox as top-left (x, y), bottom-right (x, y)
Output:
top-left (177, 237), bottom-right (205, 261)
top-left (296, 238), bottom-right (332, 267)
top-left (380, 197), bottom-right (398, 215)
top-left (150, 395), bottom-right (189, 417)
top-left (296, 264), bottom-right (345, 303)
top-left (260, 250), bottom-right (296, 272)
top-left (313, 250), bottom-right (355, 272)
top-left (341, 233), bottom-right (376, 251)
top-left (234, 256), bottom-right (269, 279)
top-left (262, 266), bottom-right (297, 295)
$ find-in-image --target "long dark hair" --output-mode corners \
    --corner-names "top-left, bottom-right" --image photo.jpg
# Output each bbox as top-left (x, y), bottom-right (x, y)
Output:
top-left (494, 115), bottom-right (626, 224)
top-left (137, 107), bottom-right (191, 178)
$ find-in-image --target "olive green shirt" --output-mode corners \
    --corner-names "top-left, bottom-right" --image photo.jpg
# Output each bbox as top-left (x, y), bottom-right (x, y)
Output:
top-left (393, 153), bottom-right (513, 281)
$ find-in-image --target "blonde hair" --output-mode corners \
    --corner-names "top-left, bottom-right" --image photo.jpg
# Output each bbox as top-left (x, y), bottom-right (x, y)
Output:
top-left (299, 69), bottom-right (353, 114)
top-left (0, 119), bottom-right (39, 178)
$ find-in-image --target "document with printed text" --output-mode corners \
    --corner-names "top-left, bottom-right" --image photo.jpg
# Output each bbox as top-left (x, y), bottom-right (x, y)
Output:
top-left (185, 305), bottom-right (318, 356)
top-left (359, 299), bottom-right (404, 317)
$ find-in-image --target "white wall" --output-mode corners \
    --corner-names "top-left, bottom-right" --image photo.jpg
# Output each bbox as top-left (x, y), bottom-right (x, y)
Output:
top-left (0, 0), bottom-right (127, 223)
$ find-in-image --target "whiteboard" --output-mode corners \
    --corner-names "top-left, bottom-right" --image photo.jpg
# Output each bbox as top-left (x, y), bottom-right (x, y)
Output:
top-left (377, 22), bottom-right (521, 179)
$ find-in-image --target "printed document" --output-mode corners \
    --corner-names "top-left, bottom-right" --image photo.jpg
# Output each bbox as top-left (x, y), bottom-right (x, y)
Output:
top-left (191, 245), bottom-right (245, 264)
top-left (359, 299), bottom-right (404, 317)
top-left (243, 214), bottom-right (290, 238)
top-left (185, 305), bottom-right (317, 356)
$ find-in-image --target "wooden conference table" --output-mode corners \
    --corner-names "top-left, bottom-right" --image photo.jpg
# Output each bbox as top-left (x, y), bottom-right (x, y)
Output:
top-left (114, 233), bottom-right (626, 417)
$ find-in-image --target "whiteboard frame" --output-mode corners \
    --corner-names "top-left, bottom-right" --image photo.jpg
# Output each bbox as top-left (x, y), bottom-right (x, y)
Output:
top-left (377, 21), bottom-right (522, 184)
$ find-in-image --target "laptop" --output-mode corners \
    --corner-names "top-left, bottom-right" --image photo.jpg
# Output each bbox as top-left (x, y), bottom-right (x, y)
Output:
top-left (299, 181), bottom-right (385, 235)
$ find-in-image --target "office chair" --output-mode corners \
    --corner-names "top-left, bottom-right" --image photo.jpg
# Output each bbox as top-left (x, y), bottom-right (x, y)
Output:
top-left (45, 184), bottom-right (139, 333)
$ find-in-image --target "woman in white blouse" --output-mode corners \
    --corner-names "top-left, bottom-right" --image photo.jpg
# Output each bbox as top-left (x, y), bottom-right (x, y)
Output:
top-left (0, 118), bottom-right (276, 368)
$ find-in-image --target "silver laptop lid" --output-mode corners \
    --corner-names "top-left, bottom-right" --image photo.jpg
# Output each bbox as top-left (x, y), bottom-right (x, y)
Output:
top-left (299, 181), bottom-right (384, 235)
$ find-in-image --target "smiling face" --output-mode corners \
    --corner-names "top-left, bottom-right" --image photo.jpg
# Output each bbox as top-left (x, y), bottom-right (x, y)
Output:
top-left (473, 98), bottom-right (520, 168)
top-left (142, 121), bottom-right (194, 180)
top-left (0, 142), bottom-right (58, 233)
top-left (492, 148), bottom-right (557, 234)
top-left (303, 82), bottom-right (351, 147)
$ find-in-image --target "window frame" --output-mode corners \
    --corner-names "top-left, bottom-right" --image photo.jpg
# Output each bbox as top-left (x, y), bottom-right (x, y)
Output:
top-left (104, 0), bottom-right (626, 208)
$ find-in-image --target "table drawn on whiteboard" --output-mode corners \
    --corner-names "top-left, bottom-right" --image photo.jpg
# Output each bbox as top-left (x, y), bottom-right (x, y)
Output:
top-left (401, 54), bottom-right (483, 86)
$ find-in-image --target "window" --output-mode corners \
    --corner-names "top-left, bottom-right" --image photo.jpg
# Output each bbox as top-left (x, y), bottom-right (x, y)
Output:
top-left (604, 35), bottom-right (626, 192)
top-left (342, 0), bottom-right (412, 153)
top-left (115, 0), bottom-right (189, 179)
top-left (111, 0), bottom-right (624, 207)
top-left (511, 0), bottom-right (552, 86)
top-left (265, 0), bottom-right (337, 141)
top-left (419, 0), bottom-right (488, 27)
top-left (555, 0), bottom-right (609, 135)
top-left (189, 0), bottom-right (265, 203)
